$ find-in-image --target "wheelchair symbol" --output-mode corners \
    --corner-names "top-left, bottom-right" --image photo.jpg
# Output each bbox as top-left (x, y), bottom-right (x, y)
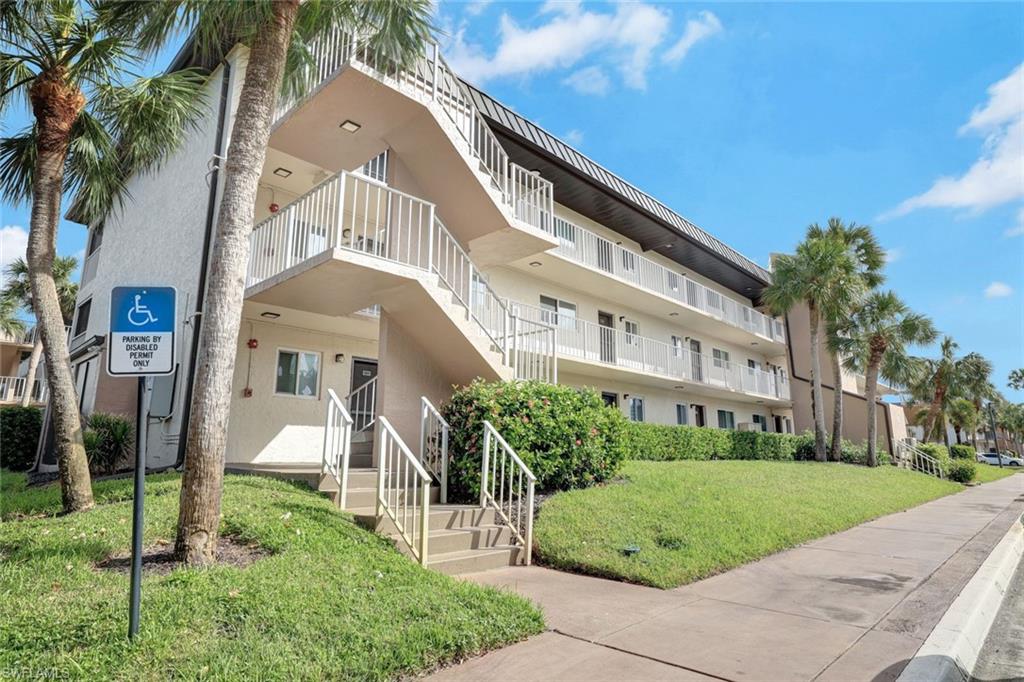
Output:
top-left (127, 293), bottom-right (159, 327)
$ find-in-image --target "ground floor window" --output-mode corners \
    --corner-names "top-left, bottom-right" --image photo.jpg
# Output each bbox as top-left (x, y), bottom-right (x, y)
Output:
top-left (601, 391), bottom-right (618, 408)
top-left (275, 349), bottom-right (320, 397)
top-left (676, 403), bottom-right (688, 425)
top-left (629, 396), bottom-right (645, 422)
top-left (717, 409), bottom-right (735, 430)
top-left (752, 414), bottom-right (768, 431)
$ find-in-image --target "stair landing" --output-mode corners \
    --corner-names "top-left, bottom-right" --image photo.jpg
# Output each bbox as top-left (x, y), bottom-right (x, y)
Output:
top-left (319, 467), bottom-right (522, 575)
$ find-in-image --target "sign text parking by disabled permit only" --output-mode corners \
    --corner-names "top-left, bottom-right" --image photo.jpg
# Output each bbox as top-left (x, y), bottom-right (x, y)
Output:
top-left (108, 286), bottom-right (176, 376)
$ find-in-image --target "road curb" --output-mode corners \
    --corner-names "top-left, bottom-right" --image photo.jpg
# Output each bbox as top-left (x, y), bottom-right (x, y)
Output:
top-left (897, 514), bottom-right (1023, 682)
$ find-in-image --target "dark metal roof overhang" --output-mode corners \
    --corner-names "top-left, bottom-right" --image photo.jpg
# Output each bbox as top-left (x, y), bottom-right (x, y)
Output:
top-left (465, 83), bottom-right (773, 300)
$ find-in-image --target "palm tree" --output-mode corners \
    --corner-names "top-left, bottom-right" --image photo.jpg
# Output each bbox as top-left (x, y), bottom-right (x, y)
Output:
top-left (1008, 369), bottom-right (1024, 392)
top-left (0, 296), bottom-right (26, 338)
top-left (911, 337), bottom-right (980, 447)
top-left (810, 219), bottom-right (885, 461)
top-left (837, 291), bottom-right (936, 466)
top-left (766, 228), bottom-right (864, 460)
top-left (946, 398), bottom-right (978, 446)
top-left (958, 352), bottom-right (995, 447)
top-left (2, 255), bottom-right (78, 406)
top-left (0, 2), bottom-right (208, 513)
top-left (115, 0), bottom-right (434, 565)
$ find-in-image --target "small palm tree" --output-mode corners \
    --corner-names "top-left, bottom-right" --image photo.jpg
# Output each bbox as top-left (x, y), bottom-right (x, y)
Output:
top-left (0, 296), bottom-right (26, 338)
top-left (911, 337), bottom-right (981, 447)
top-left (3, 255), bottom-right (78, 406)
top-left (811, 219), bottom-right (885, 461)
top-left (1008, 369), bottom-right (1024, 391)
top-left (946, 398), bottom-right (978, 446)
top-left (837, 291), bottom-right (936, 466)
top-left (0, 1), bottom-right (208, 513)
top-left (113, 0), bottom-right (434, 565)
top-left (766, 228), bottom-right (864, 461)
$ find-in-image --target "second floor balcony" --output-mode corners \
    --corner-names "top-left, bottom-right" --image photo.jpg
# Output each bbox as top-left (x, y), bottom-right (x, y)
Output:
top-left (511, 301), bottom-right (791, 405)
top-left (522, 216), bottom-right (787, 352)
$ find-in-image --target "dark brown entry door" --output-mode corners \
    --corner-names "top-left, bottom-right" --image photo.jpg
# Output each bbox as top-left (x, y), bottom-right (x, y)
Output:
top-left (598, 312), bottom-right (615, 364)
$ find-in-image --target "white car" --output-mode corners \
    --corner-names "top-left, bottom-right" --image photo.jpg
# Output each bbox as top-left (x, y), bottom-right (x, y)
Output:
top-left (976, 452), bottom-right (1023, 467)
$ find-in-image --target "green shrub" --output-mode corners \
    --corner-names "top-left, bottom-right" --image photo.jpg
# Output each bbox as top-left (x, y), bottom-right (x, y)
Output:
top-left (949, 444), bottom-right (975, 460)
top-left (0, 405), bottom-right (42, 471)
top-left (622, 422), bottom-right (732, 460)
top-left (443, 380), bottom-right (626, 500)
top-left (792, 431), bottom-right (817, 460)
top-left (947, 458), bottom-right (977, 483)
top-left (838, 439), bottom-right (891, 466)
top-left (85, 412), bottom-right (135, 476)
top-left (917, 443), bottom-right (951, 474)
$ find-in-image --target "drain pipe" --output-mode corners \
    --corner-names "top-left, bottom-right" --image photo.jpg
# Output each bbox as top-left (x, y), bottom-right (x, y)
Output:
top-left (176, 58), bottom-right (232, 468)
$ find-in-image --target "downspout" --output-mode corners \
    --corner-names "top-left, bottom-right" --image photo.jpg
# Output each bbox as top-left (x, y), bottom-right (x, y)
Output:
top-left (176, 58), bottom-right (232, 468)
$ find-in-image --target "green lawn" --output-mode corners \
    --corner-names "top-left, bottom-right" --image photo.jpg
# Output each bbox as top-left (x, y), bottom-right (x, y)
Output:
top-left (534, 460), bottom-right (963, 589)
top-left (0, 470), bottom-right (542, 681)
top-left (973, 463), bottom-right (1021, 484)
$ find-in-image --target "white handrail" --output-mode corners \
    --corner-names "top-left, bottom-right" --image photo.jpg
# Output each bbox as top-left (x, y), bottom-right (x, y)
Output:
top-left (480, 420), bottom-right (537, 565)
top-left (894, 439), bottom-right (945, 479)
top-left (419, 397), bottom-right (449, 504)
top-left (552, 216), bottom-right (786, 345)
top-left (271, 26), bottom-right (555, 236)
top-left (0, 376), bottom-right (47, 404)
top-left (511, 300), bottom-right (790, 401)
top-left (346, 376), bottom-right (378, 434)
top-left (377, 416), bottom-right (432, 565)
top-left (322, 389), bottom-right (354, 508)
top-left (507, 315), bottom-right (558, 384)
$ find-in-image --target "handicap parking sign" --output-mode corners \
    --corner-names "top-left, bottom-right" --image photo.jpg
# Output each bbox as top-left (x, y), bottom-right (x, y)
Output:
top-left (108, 286), bottom-right (177, 376)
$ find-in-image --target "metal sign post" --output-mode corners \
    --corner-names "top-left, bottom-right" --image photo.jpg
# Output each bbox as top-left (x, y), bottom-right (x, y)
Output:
top-left (108, 286), bottom-right (176, 640)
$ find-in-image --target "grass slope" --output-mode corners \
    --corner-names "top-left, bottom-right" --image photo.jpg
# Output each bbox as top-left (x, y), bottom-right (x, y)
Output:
top-left (534, 460), bottom-right (962, 589)
top-left (0, 471), bottom-right (542, 680)
top-left (973, 464), bottom-right (1020, 484)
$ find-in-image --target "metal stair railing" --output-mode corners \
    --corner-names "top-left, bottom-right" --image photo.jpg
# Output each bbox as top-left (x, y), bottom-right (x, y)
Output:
top-left (894, 439), bottom-right (945, 479)
top-left (377, 416), bottom-right (432, 565)
top-left (480, 420), bottom-right (537, 565)
top-left (346, 376), bottom-right (378, 434)
top-left (419, 396), bottom-right (450, 504)
top-left (321, 389), bottom-right (355, 508)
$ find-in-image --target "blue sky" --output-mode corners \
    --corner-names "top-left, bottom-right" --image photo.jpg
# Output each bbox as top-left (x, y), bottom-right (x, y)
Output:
top-left (1, 2), bottom-right (1021, 399)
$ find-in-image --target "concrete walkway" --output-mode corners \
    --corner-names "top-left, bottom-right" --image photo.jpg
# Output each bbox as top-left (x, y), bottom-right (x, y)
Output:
top-left (429, 474), bottom-right (1024, 682)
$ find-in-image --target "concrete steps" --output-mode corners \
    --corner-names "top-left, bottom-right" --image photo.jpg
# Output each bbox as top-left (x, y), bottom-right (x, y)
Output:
top-left (323, 467), bottom-right (522, 574)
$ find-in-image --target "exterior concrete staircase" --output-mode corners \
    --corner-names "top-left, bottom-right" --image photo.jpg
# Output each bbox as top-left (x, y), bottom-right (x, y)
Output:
top-left (318, 391), bottom-right (535, 575)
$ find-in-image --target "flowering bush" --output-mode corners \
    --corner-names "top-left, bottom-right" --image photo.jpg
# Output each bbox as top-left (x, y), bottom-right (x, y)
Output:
top-left (442, 380), bottom-right (627, 500)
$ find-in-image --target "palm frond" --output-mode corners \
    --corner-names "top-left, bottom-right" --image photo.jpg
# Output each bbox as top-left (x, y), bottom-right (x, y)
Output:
top-left (0, 127), bottom-right (36, 206)
top-left (62, 109), bottom-right (128, 222)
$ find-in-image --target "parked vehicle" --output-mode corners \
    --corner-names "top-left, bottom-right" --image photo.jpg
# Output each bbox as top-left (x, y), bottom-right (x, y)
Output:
top-left (976, 452), bottom-right (1023, 467)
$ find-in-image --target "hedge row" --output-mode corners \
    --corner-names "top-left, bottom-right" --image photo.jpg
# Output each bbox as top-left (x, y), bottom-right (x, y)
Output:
top-left (0, 405), bottom-right (42, 471)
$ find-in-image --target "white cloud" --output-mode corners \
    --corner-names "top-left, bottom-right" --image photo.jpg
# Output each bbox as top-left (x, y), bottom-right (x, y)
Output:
top-left (0, 225), bottom-right (28, 287)
top-left (562, 66), bottom-right (610, 95)
top-left (563, 129), bottom-right (584, 146)
top-left (1004, 206), bottom-right (1024, 237)
top-left (662, 11), bottom-right (723, 65)
top-left (883, 63), bottom-right (1024, 220)
top-left (463, 0), bottom-right (492, 17)
top-left (446, 2), bottom-right (672, 90)
top-left (885, 247), bottom-right (903, 264)
top-left (984, 281), bottom-right (1013, 298)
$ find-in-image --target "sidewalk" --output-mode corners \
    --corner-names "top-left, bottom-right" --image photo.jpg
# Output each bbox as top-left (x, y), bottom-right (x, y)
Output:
top-left (429, 474), bottom-right (1024, 682)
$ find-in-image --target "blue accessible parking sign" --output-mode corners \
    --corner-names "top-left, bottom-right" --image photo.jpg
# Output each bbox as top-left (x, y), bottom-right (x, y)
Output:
top-left (108, 286), bottom-right (177, 376)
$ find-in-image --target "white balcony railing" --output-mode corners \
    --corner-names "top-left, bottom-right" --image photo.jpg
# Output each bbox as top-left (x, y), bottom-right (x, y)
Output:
top-left (246, 170), bottom-right (556, 383)
top-left (0, 325), bottom-right (73, 346)
top-left (274, 27), bottom-right (554, 236)
top-left (511, 301), bottom-right (790, 402)
top-left (0, 376), bottom-right (47, 403)
top-left (552, 217), bottom-right (787, 345)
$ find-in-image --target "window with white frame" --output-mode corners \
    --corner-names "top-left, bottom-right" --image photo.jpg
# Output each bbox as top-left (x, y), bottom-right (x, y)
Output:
top-left (752, 414), bottom-right (768, 432)
top-left (554, 217), bottom-right (576, 248)
top-left (712, 348), bottom-right (730, 368)
top-left (676, 403), bottom-right (688, 425)
top-left (275, 349), bottom-right (321, 397)
top-left (621, 249), bottom-right (637, 273)
top-left (539, 295), bottom-right (577, 329)
top-left (624, 319), bottom-right (639, 345)
top-left (629, 396), bottom-right (645, 422)
top-left (717, 409), bottom-right (735, 430)
top-left (666, 271), bottom-right (679, 292)
top-left (671, 335), bottom-right (684, 358)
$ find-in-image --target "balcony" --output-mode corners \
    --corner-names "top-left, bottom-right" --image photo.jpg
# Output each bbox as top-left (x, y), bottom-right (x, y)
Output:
top-left (511, 301), bottom-right (791, 405)
top-left (0, 376), bottom-right (47, 404)
top-left (518, 216), bottom-right (787, 352)
top-left (0, 325), bottom-right (71, 346)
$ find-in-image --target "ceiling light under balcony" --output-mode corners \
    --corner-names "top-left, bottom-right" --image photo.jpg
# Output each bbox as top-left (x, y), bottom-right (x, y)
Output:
top-left (669, 312), bottom-right (679, 317)
top-left (751, 342), bottom-right (759, 346)
top-left (260, 311), bottom-right (281, 319)
top-left (272, 167), bottom-right (292, 178)
top-left (339, 119), bottom-right (361, 133)
top-left (529, 261), bottom-right (542, 267)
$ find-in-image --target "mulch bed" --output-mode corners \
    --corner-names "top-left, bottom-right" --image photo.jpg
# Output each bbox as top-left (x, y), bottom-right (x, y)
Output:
top-left (95, 536), bottom-right (269, 576)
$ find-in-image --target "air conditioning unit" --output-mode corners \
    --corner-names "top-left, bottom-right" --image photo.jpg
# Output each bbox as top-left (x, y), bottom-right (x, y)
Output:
top-left (737, 422), bottom-right (759, 432)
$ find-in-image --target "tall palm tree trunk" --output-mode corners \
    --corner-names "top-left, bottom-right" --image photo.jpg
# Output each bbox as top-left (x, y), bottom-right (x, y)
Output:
top-left (175, 0), bottom-right (300, 566)
top-left (829, 353), bottom-right (843, 461)
top-left (20, 338), bottom-right (43, 406)
top-left (863, 357), bottom-right (881, 467)
top-left (27, 70), bottom-right (93, 512)
top-left (808, 302), bottom-right (827, 460)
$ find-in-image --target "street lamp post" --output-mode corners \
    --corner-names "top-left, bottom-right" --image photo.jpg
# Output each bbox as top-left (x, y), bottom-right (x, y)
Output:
top-left (987, 402), bottom-right (1003, 470)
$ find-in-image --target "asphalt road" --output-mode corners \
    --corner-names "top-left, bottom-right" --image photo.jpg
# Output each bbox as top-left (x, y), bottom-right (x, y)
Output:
top-left (973, 551), bottom-right (1024, 682)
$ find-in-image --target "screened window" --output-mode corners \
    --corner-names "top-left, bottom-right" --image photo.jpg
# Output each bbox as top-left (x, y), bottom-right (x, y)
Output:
top-left (539, 295), bottom-right (577, 329)
top-left (629, 396), bottom-right (645, 422)
top-left (73, 299), bottom-right (91, 338)
top-left (752, 414), bottom-right (768, 432)
top-left (275, 349), bottom-right (320, 397)
top-left (676, 404), bottom-right (688, 425)
top-left (712, 348), bottom-right (730, 368)
top-left (717, 410), bottom-right (735, 430)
